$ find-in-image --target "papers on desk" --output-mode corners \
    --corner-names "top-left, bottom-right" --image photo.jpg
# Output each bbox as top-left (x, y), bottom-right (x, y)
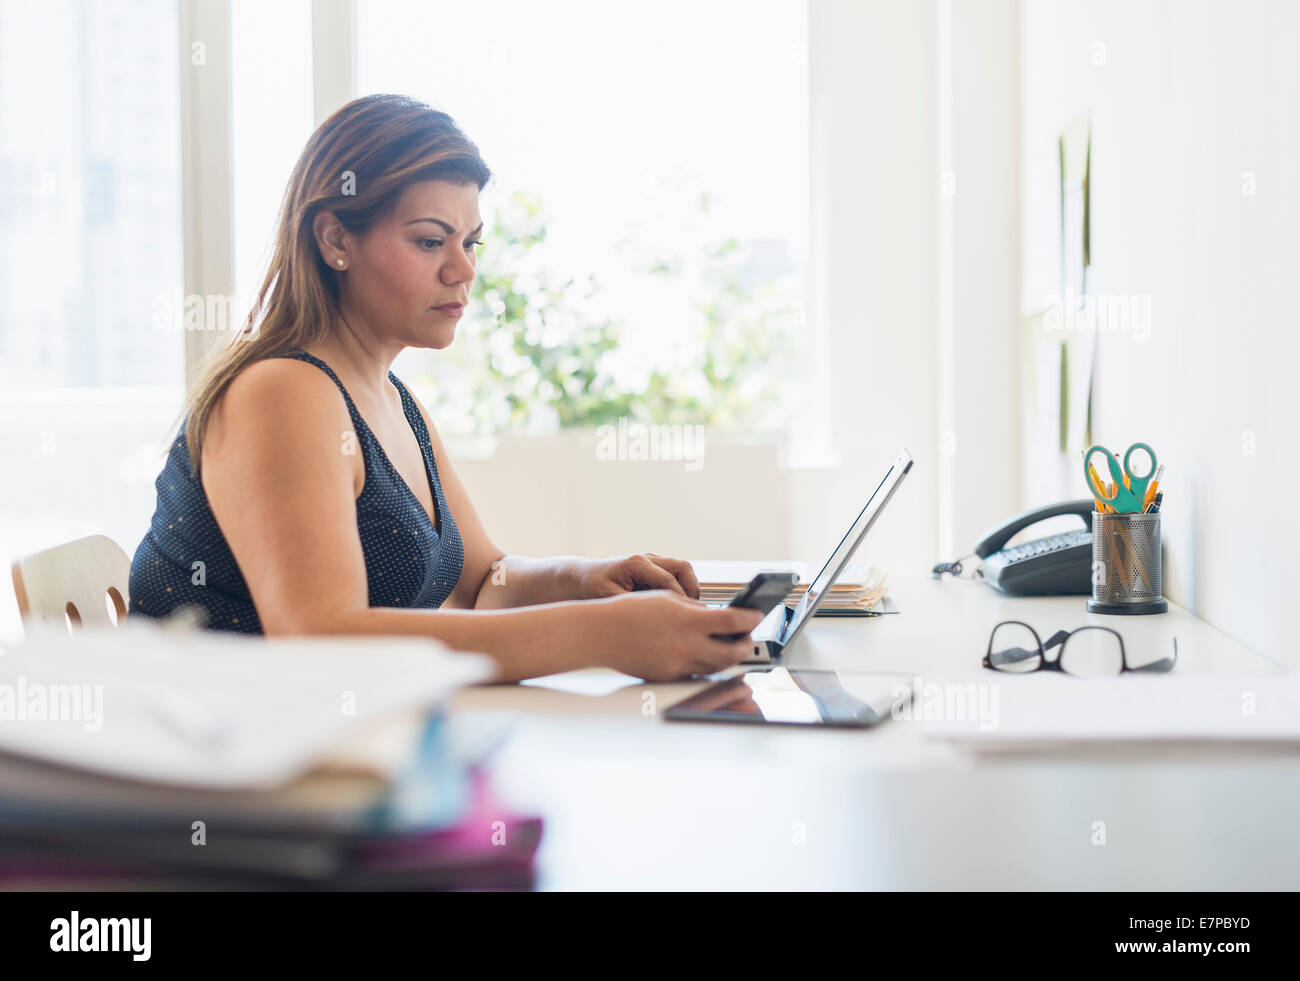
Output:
top-left (0, 622), bottom-right (542, 889)
top-left (522, 668), bottom-right (645, 697)
top-left (692, 559), bottom-right (891, 612)
top-left (918, 672), bottom-right (1300, 751)
top-left (0, 621), bottom-right (492, 789)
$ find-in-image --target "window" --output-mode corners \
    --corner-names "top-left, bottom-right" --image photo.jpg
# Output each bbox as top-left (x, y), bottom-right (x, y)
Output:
top-left (357, 0), bottom-right (809, 436)
top-left (0, 0), bottom-right (182, 388)
top-left (0, 0), bottom-right (184, 641)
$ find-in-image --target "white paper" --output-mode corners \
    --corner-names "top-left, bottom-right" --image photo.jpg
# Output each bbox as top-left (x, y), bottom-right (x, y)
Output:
top-left (917, 672), bottom-right (1300, 749)
top-left (521, 669), bottom-right (644, 697)
top-left (0, 621), bottom-right (493, 789)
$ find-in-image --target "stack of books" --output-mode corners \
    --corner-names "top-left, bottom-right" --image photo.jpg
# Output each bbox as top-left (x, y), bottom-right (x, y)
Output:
top-left (692, 559), bottom-right (890, 612)
top-left (0, 623), bottom-right (541, 890)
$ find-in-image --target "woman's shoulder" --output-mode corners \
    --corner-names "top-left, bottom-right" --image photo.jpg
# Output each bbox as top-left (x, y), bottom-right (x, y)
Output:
top-left (208, 354), bottom-right (354, 449)
top-left (223, 354), bottom-right (346, 413)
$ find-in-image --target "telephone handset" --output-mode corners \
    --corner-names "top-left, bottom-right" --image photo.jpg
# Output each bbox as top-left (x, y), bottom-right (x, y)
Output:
top-left (935, 499), bottom-right (1095, 597)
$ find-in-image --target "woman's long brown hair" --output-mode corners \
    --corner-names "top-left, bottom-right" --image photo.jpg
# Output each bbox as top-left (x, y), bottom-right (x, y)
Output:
top-left (181, 93), bottom-right (492, 472)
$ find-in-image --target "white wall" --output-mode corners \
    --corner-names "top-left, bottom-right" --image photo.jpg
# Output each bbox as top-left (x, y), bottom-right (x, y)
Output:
top-left (937, 0), bottom-right (1022, 558)
top-left (451, 432), bottom-right (791, 561)
top-left (793, 0), bottom-right (1023, 583)
top-left (793, 0), bottom-right (941, 580)
top-left (1021, 0), bottom-right (1300, 665)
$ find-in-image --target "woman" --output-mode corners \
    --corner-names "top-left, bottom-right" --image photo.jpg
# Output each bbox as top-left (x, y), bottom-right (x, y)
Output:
top-left (128, 94), bottom-right (761, 683)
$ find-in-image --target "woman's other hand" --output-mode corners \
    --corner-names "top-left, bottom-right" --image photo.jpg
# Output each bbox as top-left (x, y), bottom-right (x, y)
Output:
top-left (575, 552), bottom-right (701, 600)
top-left (593, 591), bottom-right (763, 682)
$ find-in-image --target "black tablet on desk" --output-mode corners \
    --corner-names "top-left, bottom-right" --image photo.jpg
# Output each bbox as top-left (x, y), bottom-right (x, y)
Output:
top-left (663, 668), bottom-right (911, 728)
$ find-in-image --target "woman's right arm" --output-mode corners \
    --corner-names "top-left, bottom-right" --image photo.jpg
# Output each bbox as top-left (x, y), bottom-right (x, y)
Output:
top-left (199, 359), bottom-right (762, 683)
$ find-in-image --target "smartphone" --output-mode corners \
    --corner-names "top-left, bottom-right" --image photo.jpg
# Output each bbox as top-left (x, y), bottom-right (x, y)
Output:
top-left (711, 571), bottom-right (799, 641)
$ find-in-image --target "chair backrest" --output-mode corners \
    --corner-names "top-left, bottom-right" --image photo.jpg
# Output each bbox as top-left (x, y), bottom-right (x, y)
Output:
top-left (11, 534), bottom-right (131, 632)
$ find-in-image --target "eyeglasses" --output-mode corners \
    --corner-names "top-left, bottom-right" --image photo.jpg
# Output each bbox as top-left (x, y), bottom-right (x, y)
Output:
top-left (983, 621), bottom-right (1178, 678)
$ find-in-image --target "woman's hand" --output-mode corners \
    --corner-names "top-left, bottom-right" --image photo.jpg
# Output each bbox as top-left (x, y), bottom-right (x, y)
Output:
top-left (574, 552), bottom-right (701, 600)
top-left (591, 590), bottom-right (764, 682)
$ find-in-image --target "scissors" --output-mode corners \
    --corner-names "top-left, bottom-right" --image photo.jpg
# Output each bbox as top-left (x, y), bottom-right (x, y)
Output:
top-left (1084, 442), bottom-right (1158, 513)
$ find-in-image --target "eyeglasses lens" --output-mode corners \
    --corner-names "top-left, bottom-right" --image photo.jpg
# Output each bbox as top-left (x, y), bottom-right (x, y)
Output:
top-left (1059, 627), bottom-right (1125, 678)
top-left (989, 622), bottom-right (1042, 673)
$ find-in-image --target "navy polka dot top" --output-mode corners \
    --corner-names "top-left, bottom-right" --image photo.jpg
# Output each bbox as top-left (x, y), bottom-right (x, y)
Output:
top-left (128, 350), bottom-right (465, 633)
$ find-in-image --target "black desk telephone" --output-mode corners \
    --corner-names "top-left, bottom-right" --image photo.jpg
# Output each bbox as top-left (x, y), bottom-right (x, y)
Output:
top-left (934, 499), bottom-right (1095, 596)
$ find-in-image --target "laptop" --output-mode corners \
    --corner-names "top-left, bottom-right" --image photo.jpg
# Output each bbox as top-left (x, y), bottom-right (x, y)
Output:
top-left (731, 448), bottom-right (913, 664)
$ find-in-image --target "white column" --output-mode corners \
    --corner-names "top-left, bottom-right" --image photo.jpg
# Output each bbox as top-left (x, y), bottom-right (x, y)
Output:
top-left (311, 0), bottom-right (357, 128)
top-left (178, 0), bottom-right (234, 387)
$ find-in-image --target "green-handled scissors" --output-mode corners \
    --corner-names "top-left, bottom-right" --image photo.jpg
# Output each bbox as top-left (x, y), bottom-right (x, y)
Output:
top-left (1084, 442), bottom-right (1158, 513)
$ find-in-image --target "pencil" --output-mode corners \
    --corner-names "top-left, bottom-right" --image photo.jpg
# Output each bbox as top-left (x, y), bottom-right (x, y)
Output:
top-left (1082, 450), bottom-right (1110, 513)
top-left (1087, 463), bottom-right (1109, 512)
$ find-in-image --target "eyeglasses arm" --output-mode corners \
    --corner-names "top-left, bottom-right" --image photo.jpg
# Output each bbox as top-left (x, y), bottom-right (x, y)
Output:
top-left (1127, 637), bottom-right (1178, 673)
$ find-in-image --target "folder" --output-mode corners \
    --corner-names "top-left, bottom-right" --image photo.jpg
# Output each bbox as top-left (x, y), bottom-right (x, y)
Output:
top-left (691, 558), bottom-right (891, 612)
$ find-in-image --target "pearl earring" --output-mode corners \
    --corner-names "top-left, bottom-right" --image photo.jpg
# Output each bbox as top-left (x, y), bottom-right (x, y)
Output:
top-left (336, 259), bottom-right (345, 267)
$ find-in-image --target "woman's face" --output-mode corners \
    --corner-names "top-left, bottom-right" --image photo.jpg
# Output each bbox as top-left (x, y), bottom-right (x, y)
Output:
top-left (339, 179), bottom-right (483, 351)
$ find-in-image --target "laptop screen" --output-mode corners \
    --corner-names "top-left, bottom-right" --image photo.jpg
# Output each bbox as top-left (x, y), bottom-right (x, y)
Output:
top-left (779, 448), bottom-right (913, 647)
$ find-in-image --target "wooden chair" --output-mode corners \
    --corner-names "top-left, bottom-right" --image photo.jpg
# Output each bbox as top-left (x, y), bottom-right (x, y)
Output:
top-left (10, 534), bottom-right (131, 633)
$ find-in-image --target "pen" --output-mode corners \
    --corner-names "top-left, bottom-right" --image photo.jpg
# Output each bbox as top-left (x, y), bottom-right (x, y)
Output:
top-left (1142, 464), bottom-right (1165, 511)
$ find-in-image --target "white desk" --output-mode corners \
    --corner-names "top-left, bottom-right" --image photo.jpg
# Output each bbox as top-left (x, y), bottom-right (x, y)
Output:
top-left (451, 578), bottom-right (1298, 890)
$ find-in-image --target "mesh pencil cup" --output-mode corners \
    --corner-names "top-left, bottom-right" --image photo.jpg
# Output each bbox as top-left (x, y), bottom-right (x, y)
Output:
top-left (1087, 511), bottom-right (1167, 615)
